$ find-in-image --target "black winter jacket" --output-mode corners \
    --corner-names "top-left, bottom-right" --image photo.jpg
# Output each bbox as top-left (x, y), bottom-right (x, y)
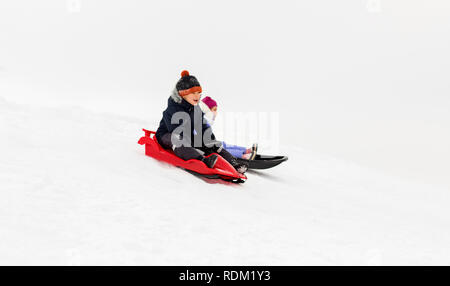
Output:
top-left (155, 88), bottom-right (215, 148)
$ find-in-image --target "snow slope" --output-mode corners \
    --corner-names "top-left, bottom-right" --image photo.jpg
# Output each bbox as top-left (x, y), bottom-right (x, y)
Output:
top-left (1, 97), bottom-right (450, 265)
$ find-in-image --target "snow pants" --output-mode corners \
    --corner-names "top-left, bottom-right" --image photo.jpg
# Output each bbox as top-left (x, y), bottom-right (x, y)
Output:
top-left (222, 142), bottom-right (247, 158)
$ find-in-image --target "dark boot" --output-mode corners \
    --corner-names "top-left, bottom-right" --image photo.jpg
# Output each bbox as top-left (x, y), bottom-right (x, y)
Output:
top-left (202, 154), bottom-right (219, 169)
top-left (233, 162), bottom-right (248, 174)
top-left (249, 143), bottom-right (258, 160)
top-left (217, 148), bottom-right (248, 174)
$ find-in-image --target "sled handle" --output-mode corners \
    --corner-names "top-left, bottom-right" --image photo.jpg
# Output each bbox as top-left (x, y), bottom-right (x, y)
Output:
top-left (142, 129), bottom-right (156, 137)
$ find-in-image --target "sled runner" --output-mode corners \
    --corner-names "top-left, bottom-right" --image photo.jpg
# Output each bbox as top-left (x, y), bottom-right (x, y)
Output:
top-left (236, 154), bottom-right (288, 170)
top-left (138, 129), bottom-right (247, 183)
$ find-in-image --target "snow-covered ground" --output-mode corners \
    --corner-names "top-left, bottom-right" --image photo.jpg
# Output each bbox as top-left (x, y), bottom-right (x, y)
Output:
top-left (1, 96), bottom-right (450, 265)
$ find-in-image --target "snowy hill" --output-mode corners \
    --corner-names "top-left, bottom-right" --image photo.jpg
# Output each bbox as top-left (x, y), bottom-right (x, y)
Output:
top-left (1, 97), bottom-right (450, 265)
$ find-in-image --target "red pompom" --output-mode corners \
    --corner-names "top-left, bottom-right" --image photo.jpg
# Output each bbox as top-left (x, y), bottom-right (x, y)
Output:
top-left (181, 70), bottom-right (190, 77)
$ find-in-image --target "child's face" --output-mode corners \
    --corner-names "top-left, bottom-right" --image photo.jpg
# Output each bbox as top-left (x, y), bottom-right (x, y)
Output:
top-left (183, 91), bottom-right (202, 106)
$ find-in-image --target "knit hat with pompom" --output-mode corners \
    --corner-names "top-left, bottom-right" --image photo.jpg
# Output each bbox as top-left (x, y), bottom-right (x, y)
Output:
top-left (201, 96), bottom-right (217, 110)
top-left (176, 70), bottom-right (202, 97)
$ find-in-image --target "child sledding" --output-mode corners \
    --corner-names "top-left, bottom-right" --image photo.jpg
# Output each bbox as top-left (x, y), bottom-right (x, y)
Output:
top-left (155, 70), bottom-right (248, 174)
top-left (138, 70), bottom-right (288, 183)
top-left (198, 94), bottom-right (288, 170)
top-left (199, 96), bottom-right (258, 160)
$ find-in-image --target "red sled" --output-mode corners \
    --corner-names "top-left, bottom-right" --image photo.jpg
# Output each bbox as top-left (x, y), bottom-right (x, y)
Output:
top-left (138, 129), bottom-right (247, 183)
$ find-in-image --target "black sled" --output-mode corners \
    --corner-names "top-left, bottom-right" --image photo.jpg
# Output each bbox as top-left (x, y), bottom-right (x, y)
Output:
top-left (236, 154), bottom-right (288, 170)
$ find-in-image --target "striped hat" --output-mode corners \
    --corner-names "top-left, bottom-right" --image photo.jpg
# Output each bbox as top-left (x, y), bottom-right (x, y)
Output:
top-left (176, 70), bottom-right (202, 97)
